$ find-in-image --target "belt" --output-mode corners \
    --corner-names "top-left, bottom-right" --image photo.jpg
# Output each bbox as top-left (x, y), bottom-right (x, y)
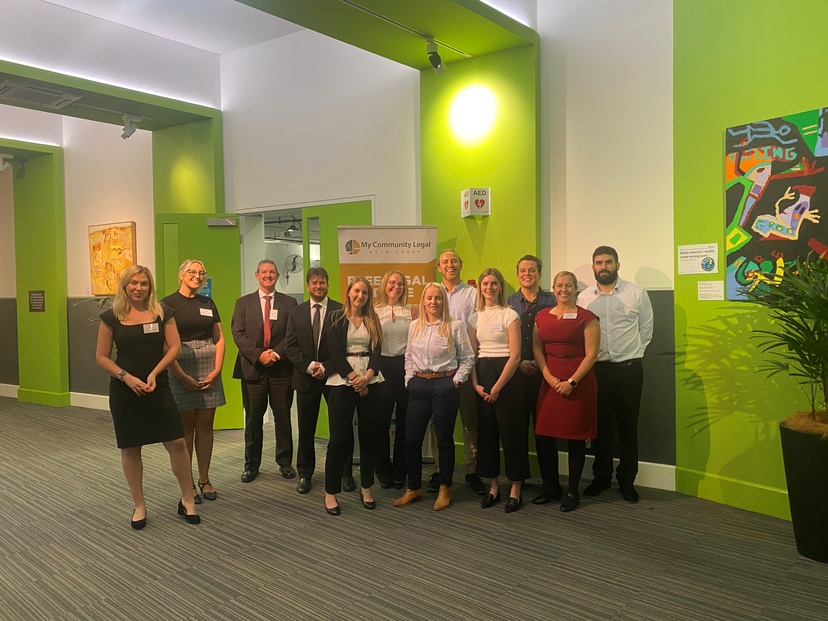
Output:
top-left (596, 359), bottom-right (640, 366)
top-left (346, 351), bottom-right (371, 357)
top-left (414, 369), bottom-right (457, 379)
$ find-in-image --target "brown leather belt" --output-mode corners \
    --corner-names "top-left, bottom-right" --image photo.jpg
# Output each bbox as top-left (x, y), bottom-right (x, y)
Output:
top-left (414, 369), bottom-right (457, 380)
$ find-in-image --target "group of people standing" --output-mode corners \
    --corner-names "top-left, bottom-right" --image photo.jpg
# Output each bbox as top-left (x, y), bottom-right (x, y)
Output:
top-left (96, 244), bottom-right (653, 528)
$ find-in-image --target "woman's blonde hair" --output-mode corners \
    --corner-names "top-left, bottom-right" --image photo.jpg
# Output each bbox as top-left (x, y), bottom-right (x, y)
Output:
top-left (553, 270), bottom-right (578, 288)
top-left (178, 259), bottom-right (206, 287)
top-left (336, 276), bottom-right (383, 349)
top-left (475, 267), bottom-right (507, 311)
top-left (375, 270), bottom-right (409, 307)
top-left (111, 265), bottom-right (163, 322)
top-left (409, 283), bottom-right (454, 351)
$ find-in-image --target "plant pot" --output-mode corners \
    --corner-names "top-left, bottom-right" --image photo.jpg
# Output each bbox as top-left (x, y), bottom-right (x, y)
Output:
top-left (780, 422), bottom-right (828, 563)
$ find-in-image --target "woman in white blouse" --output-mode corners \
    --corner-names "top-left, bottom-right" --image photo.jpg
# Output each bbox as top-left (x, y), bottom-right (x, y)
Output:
top-left (394, 283), bottom-right (474, 511)
top-left (323, 277), bottom-right (384, 515)
top-left (374, 270), bottom-right (419, 489)
top-left (468, 268), bottom-right (527, 513)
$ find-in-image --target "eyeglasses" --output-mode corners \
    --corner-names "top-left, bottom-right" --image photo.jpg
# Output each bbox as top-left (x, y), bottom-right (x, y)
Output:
top-left (387, 281), bottom-right (404, 288)
top-left (186, 269), bottom-right (207, 278)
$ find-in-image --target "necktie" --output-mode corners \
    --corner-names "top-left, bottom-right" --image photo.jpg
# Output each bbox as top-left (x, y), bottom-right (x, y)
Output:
top-left (263, 295), bottom-right (272, 348)
top-left (312, 303), bottom-right (322, 357)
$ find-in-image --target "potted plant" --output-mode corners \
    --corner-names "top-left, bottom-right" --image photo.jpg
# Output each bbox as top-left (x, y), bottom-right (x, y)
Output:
top-left (743, 253), bottom-right (828, 562)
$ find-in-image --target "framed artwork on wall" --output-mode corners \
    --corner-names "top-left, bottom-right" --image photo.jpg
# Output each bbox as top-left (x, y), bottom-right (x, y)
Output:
top-left (88, 221), bottom-right (136, 295)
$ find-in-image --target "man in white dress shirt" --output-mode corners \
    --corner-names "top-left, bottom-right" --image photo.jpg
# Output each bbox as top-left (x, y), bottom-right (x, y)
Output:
top-left (578, 246), bottom-right (653, 502)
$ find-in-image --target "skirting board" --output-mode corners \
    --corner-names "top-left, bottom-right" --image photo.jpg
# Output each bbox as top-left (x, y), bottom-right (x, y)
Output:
top-left (0, 383), bottom-right (17, 398)
top-left (71, 392), bottom-right (109, 410)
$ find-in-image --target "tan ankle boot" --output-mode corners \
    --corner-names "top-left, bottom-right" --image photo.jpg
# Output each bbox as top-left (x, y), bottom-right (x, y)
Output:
top-left (433, 484), bottom-right (452, 511)
top-left (394, 488), bottom-right (423, 507)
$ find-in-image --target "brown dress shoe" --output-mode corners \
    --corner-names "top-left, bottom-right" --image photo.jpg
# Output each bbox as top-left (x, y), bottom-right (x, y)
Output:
top-left (394, 488), bottom-right (423, 507)
top-left (433, 485), bottom-right (452, 511)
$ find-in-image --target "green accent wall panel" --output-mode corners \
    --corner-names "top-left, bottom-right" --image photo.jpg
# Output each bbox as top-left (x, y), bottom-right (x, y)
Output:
top-left (674, 0), bottom-right (828, 519)
top-left (12, 148), bottom-right (70, 406)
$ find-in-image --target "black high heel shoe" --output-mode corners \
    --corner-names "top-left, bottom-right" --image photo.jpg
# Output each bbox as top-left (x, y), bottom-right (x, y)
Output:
top-left (360, 490), bottom-right (376, 510)
top-left (177, 500), bottom-right (201, 524)
top-left (131, 508), bottom-right (147, 530)
top-left (198, 480), bottom-right (218, 501)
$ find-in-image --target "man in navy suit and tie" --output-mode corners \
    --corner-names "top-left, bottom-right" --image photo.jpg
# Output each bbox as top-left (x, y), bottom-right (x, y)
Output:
top-left (232, 259), bottom-right (297, 483)
top-left (285, 267), bottom-right (354, 494)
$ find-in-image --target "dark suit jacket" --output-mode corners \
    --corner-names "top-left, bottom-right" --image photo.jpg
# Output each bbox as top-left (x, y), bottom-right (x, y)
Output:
top-left (325, 310), bottom-right (382, 380)
top-left (284, 298), bottom-right (343, 393)
top-left (231, 290), bottom-right (297, 381)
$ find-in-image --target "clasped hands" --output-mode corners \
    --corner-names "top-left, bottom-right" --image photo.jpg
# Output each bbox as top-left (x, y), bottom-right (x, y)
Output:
top-left (126, 373), bottom-right (156, 397)
top-left (549, 376), bottom-right (574, 397)
top-left (258, 349), bottom-right (279, 366)
top-left (475, 384), bottom-right (500, 403)
top-left (348, 374), bottom-right (369, 397)
top-left (180, 370), bottom-right (220, 392)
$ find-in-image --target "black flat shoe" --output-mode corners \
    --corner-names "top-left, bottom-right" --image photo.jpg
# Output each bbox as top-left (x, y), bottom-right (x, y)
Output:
top-left (325, 501), bottom-right (341, 516)
top-left (393, 479), bottom-right (405, 489)
top-left (296, 477), bottom-right (312, 494)
top-left (481, 491), bottom-right (501, 509)
top-left (532, 486), bottom-right (563, 505)
top-left (504, 495), bottom-right (523, 513)
top-left (280, 465), bottom-right (297, 479)
top-left (560, 492), bottom-right (580, 512)
top-left (360, 491), bottom-right (376, 510)
top-left (198, 480), bottom-right (217, 501)
top-left (241, 469), bottom-right (259, 483)
top-left (342, 476), bottom-right (357, 492)
top-left (177, 500), bottom-right (201, 524)
top-left (131, 508), bottom-right (147, 530)
top-left (192, 485), bottom-right (202, 505)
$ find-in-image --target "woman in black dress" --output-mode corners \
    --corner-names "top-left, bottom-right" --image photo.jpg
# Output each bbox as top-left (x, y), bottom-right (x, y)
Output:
top-left (95, 265), bottom-right (200, 529)
top-left (162, 260), bottom-right (226, 503)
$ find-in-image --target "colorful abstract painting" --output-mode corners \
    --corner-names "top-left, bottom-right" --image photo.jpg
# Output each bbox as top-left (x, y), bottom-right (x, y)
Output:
top-left (88, 221), bottom-right (136, 295)
top-left (725, 107), bottom-right (828, 299)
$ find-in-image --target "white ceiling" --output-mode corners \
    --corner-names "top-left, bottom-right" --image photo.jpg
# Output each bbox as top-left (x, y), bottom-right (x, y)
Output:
top-left (39, 0), bottom-right (304, 55)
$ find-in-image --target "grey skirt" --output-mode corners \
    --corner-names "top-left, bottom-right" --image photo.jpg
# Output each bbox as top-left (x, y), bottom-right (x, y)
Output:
top-left (169, 339), bottom-right (227, 411)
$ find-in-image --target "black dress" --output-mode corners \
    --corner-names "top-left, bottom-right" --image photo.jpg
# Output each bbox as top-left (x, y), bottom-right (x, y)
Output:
top-left (100, 306), bottom-right (184, 448)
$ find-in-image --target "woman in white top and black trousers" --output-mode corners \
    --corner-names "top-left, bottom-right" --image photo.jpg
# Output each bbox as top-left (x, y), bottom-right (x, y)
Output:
top-left (394, 282), bottom-right (474, 511)
top-left (374, 270), bottom-right (418, 489)
top-left (323, 276), bottom-right (384, 516)
top-left (468, 268), bottom-right (527, 512)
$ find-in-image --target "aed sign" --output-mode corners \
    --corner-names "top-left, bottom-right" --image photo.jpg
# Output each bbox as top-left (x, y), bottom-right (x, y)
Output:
top-left (460, 187), bottom-right (491, 218)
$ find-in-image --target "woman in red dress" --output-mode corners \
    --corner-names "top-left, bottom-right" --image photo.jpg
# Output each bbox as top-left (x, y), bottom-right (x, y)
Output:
top-left (533, 271), bottom-right (599, 512)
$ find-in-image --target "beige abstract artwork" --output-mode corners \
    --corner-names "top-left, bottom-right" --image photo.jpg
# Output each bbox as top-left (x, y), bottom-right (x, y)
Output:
top-left (88, 221), bottom-right (136, 295)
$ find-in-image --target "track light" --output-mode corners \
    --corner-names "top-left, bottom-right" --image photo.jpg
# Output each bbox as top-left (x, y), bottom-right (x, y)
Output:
top-left (426, 39), bottom-right (447, 75)
top-left (121, 113), bottom-right (143, 140)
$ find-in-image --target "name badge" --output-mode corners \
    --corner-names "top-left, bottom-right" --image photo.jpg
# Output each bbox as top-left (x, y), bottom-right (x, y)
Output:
top-left (434, 336), bottom-right (448, 348)
top-left (199, 308), bottom-right (213, 317)
top-left (563, 312), bottom-right (578, 320)
top-left (490, 323), bottom-right (503, 333)
top-left (269, 309), bottom-right (279, 321)
top-left (143, 323), bottom-right (160, 334)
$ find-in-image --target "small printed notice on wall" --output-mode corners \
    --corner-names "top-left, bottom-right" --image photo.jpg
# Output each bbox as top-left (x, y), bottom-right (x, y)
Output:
top-left (29, 290), bottom-right (45, 312)
top-left (678, 243), bottom-right (719, 275)
top-left (698, 281), bottom-right (724, 301)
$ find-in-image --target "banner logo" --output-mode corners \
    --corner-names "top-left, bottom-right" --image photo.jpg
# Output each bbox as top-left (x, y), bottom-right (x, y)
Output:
top-left (344, 239), bottom-right (362, 255)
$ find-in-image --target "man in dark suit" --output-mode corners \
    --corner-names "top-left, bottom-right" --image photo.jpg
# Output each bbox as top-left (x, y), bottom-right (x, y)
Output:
top-left (232, 259), bottom-right (297, 483)
top-left (284, 267), bottom-right (354, 494)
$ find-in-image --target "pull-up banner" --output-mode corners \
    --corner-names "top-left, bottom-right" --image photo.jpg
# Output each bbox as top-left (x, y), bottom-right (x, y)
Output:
top-left (337, 225), bottom-right (438, 303)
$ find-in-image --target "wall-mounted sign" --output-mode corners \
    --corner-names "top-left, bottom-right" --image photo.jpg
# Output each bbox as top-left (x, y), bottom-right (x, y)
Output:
top-left (198, 277), bottom-right (213, 298)
top-left (461, 187), bottom-right (491, 218)
top-left (28, 290), bottom-right (45, 312)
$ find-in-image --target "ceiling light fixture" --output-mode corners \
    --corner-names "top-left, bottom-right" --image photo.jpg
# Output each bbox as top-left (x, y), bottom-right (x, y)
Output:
top-left (121, 113), bottom-right (143, 140)
top-left (426, 39), bottom-right (447, 75)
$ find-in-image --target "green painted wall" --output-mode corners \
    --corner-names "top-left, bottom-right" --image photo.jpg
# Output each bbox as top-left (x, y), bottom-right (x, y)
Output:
top-left (420, 45), bottom-right (539, 292)
top-left (11, 146), bottom-right (70, 406)
top-left (152, 118), bottom-right (224, 214)
top-left (674, 0), bottom-right (828, 519)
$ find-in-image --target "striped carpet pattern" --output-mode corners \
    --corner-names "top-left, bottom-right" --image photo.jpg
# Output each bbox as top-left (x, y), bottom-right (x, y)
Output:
top-left (1, 397), bottom-right (827, 621)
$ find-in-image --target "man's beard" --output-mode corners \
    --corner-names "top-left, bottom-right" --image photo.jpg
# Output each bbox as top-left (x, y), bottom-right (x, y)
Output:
top-left (595, 269), bottom-right (617, 286)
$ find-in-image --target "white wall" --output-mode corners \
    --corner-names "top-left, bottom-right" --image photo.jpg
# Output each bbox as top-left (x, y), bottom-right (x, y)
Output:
top-left (221, 30), bottom-right (420, 225)
top-left (539, 0), bottom-right (674, 289)
top-left (63, 117), bottom-right (154, 296)
top-left (0, 0), bottom-right (220, 107)
top-left (0, 166), bottom-right (14, 297)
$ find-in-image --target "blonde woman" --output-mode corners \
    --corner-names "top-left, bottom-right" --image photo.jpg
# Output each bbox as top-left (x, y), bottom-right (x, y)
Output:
top-left (395, 283), bottom-right (474, 511)
top-left (468, 268), bottom-right (527, 512)
top-left (323, 277), bottom-right (385, 515)
top-left (162, 260), bottom-right (226, 503)
top-left (374, 270), bottom-right (419, 488)
top-left (95, 265), bottom-right (200, 529)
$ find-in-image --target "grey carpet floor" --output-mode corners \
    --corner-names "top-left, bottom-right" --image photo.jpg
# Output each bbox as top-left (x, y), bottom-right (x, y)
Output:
top-left (0, 397), bottom-right (826, 621)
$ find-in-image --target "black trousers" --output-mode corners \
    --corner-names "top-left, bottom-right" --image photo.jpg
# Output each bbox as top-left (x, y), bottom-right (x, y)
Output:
top-left (592, 359), bottom-right (644, 485)
top-left (374, 355), bottom-right (408, 481)
top-left (405, 376), bottom-right (460, 490)
top-left (324, 383), bottom-right (382, 494)
top-left (296, 381), bottom-right (353, 478)
top-left (475, 357), bottom-right (530, 481)
top-left (241, 373), bottom-right (293, 472)
top-left (524, 371), bottom-right (559, 489)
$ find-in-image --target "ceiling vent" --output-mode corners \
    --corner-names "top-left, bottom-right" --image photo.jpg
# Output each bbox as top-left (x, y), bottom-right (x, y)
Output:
top-left (0, 80), bottom-right (81, 110)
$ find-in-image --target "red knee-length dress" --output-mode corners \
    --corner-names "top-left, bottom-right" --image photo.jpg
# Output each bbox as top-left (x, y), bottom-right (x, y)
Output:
top-left (534, 307), bottom-right (598, 440)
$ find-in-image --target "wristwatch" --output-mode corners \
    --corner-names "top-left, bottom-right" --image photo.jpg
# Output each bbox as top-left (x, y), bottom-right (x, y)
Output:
top-left (568, 378), bottom-right (577, 387)
top-left (117, 369), bottom-right (127, 381)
